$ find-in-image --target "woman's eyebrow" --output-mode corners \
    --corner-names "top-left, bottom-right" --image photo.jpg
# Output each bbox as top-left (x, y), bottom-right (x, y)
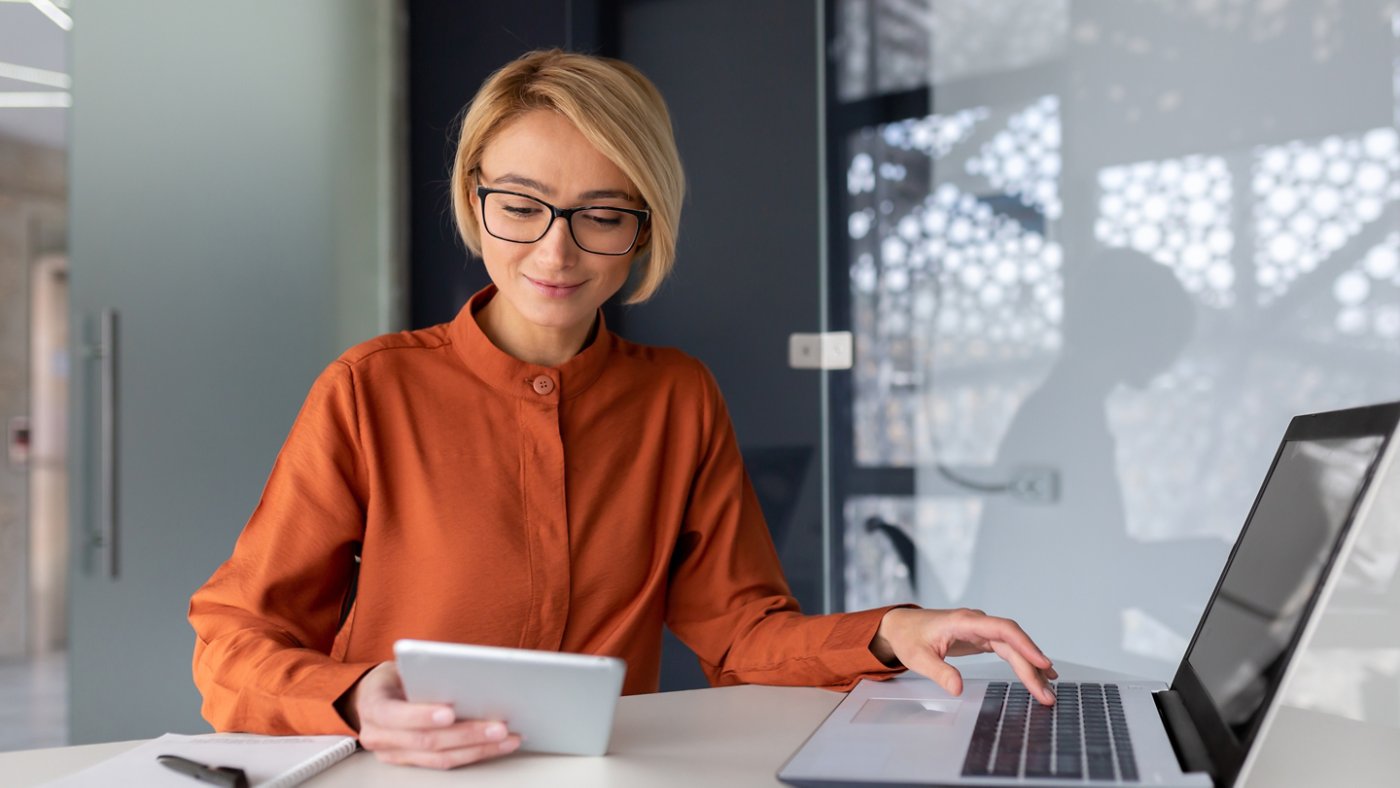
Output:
top-left (493, 173), bottom-right (552, 195)
top-left (490, 173), bottom-right (637, 203)
top-left (578, 188), bottom-right (638, 202)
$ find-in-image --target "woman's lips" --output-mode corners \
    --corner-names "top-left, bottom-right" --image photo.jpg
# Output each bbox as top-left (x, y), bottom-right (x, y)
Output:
top-left (526, 276), bottom-right (585, 298)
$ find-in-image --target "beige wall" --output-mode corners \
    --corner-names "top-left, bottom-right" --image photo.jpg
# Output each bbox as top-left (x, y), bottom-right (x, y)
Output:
top-left (0, 131), bottom-right (66, 658)
top-left (29, 254), bottom-right (67, 654)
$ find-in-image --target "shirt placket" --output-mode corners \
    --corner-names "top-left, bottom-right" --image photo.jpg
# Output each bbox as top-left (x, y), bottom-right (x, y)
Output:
top-left (518, 371), bottom-right (571, 650)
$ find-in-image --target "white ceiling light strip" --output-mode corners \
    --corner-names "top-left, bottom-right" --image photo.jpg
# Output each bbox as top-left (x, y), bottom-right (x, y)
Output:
top-left (28, 0), bottom-right (72, 31)
top-left (0, 60), bottom-right (70, 89)
top-left (0, 91), bottom-right (70, 108)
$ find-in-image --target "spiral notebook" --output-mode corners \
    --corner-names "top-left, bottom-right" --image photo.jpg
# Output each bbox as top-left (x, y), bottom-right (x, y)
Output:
top-left (43, 732), bottom-right (357, 788)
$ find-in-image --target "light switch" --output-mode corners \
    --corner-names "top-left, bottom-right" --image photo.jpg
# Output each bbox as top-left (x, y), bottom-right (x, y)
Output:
top-left (789, 332), bottom-right (853, 370)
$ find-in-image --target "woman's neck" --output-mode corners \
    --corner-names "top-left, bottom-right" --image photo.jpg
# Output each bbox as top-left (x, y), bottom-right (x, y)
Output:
top-left (476, 296), bottom-right (597, 367)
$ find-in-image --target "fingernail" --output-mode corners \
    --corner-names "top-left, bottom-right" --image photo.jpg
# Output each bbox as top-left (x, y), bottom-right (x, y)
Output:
top-left (431, 708), bottom-right (453, 725)
top-left (501, 738), bottom-right (519, 753)
top-left (486, 722), bottom-right (507, 740)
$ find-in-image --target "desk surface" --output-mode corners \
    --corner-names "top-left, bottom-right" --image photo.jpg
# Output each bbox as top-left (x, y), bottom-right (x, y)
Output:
top-left (8, 662), bottom-right (1398, 787)
top-left (6, 684), bottom-right (839, 788)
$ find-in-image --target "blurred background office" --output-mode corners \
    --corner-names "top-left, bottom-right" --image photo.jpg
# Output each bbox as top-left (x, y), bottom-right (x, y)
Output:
top-left (0, 0), bottom-right (1396, 750)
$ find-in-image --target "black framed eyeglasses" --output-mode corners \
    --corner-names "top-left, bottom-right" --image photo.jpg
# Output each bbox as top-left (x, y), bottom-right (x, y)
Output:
top-left (476, 185), bottom-right (650, 256)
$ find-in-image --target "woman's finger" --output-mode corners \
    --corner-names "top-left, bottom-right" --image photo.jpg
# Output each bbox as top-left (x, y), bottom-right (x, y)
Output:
top-left (897, 644), bottom-right (965, 698)
top-left (360, 718), bottom-right (512, 754)
top-left (985, 617), bottom-right (1053, 670)
top-left (954, 614), bottom-right (1055, 672)
top-left (990, 640), bottom-right (1056, 706)
top-left (360, 693), bottom-right (458, 732)
top-left (355, 663), bottom-right (471, 733)
top-left (372, 734), bottom-right (522, 770)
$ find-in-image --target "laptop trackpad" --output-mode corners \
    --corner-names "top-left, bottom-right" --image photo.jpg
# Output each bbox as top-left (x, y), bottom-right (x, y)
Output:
top-left (852, 697), bottom-right (962, 726)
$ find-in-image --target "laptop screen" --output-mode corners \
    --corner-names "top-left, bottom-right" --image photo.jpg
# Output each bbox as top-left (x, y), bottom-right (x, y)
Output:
top-left (1183, 434), bottom-right (1386, 744)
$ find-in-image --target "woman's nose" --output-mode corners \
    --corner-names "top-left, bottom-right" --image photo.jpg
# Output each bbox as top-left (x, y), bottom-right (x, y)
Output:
top-left (533, 215), bottom-right (576, 268)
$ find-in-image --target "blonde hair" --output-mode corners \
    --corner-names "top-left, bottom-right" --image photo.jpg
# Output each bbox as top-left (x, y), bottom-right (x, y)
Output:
top-left (451, 50), bottom-right (685, 304)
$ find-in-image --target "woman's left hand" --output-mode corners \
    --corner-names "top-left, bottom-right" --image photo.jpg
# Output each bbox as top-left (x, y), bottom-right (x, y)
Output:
top-left (870, 607), bottom-right (1059, 705)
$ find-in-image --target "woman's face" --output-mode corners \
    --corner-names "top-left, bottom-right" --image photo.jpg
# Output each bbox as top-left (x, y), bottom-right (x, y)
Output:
top-left (473, 109), bottom-right (645, 341)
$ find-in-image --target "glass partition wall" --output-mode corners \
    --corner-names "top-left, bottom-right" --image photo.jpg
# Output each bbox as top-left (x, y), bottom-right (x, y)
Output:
top-left (826, 0), bottom-right (1400, 681)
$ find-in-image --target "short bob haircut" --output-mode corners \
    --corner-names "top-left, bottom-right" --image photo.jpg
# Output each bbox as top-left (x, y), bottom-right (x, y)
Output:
top-left (451, 49), bottom-right (685, 304)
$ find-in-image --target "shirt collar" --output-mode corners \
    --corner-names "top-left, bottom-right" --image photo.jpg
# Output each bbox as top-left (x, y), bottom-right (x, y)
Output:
top-left (448, 284), bottom-right (614, 401)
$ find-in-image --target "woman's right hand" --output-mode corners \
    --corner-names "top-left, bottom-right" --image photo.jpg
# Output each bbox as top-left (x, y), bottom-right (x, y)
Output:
top-left (338, 661), bottom-right (523, 769)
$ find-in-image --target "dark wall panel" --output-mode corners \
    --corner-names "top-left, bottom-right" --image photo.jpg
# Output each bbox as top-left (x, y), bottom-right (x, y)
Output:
top-left (616, 1), bottom-right (825, 689)
top-left (407, 0), bottom-right (570, 328)
top-left (618, 0), bottom-right (823, 602)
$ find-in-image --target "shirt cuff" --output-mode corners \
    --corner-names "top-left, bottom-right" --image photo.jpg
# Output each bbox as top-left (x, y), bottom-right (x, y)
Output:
top-left (288, 660), bottom-right (380, 736)
top-left (819, 603), bottom-right (922, 689)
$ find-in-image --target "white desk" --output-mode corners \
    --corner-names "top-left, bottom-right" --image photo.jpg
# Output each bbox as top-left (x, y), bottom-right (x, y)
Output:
top-left (7, 665), bottom-right (1398, 787)
top-left (5, 684), bottom-right (836, 788)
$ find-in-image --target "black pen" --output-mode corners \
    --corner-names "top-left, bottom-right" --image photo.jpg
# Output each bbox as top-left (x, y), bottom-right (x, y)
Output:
top-left (156, 754), bottom-right (250, 788)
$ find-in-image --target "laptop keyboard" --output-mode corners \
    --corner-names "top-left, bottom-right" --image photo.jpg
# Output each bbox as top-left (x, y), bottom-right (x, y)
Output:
top-left (961, 682), bottom-right (1139, 782)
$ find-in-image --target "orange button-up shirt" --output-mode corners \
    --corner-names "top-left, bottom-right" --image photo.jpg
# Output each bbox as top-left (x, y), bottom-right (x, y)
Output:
top-left (189, 286), bottom-right (902, 735)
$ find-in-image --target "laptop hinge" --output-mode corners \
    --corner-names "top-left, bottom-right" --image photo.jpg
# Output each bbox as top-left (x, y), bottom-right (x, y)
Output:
top-left (1153, 689), bottom-right (1214, 777)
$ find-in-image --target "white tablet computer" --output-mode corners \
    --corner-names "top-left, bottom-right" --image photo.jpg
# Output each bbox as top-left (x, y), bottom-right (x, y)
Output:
top-left (393, 639), bottom-right (627, 756)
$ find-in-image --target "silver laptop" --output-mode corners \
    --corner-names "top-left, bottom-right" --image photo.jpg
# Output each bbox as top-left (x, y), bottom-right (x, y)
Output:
top-left (779, 401), bottom-right (1400, 787)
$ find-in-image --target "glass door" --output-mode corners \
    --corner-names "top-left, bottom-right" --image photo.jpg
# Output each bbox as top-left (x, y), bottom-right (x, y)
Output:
top-left (67, 0), bottom-right (401, 742)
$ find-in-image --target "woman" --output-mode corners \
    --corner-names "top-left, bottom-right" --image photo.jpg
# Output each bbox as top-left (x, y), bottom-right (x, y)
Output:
top-left (189, 49), bottom-right (1056, 771)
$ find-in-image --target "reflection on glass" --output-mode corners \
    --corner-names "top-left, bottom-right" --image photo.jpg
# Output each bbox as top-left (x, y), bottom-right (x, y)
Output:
top-left (834, 0), bottom-right (1069, 102)
top-left (960, 249), bottom-right (1217, 679)
top-left (1252, 130), bottom-right (1399, 305)
top-left (1285, 647), bottom-right (1400, 726)
top-left (834, 0), bottom-right (932, 102)
top-left (1282, 438), bottom-right (1400, 726)
top-left (1322, 232), bottom-right (1400, 346)
top-left (848, 107), bottom-right (1064, 468)
top-left (1095, 155), bottom-right (1235, 307)
top-left (845, 495), bottom-right (983, 610)
top-left (841, 0), bottom-right (1400, 679)
top-left (1187, 437), bottom-right (1385, 741)
top-left (968, 96), bottom-right (1063, 220)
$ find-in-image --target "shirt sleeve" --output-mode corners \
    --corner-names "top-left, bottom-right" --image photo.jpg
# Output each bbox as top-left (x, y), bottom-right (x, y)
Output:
top-left (188, 360), bottom-right (378, 735)
top-left (664, 362), bottom-right (915, 690)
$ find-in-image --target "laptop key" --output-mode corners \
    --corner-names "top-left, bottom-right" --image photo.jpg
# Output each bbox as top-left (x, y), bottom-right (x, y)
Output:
top-left (1024, 747), bottom-right (1053, 778)
top-left (1054, 755), bottom-right (1083, 778)
top-left (991, 752), bottom-right (1021, 777)
top-left (1088, 753), bottom-right (1117, 780)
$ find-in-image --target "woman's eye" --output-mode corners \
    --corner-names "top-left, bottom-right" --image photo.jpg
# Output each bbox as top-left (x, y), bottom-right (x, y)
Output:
top-left (580, 211), bottom-right (624, 229)
top-left (502, 203), bottom-right (541, 217)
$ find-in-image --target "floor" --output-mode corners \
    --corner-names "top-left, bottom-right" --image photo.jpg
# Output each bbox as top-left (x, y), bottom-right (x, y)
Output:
top-left (0, 651), bottom-right (67, 752)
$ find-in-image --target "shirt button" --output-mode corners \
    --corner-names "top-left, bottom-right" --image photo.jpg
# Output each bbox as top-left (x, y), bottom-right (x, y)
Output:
top-left (532, 376), bottom-right (555, 395)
